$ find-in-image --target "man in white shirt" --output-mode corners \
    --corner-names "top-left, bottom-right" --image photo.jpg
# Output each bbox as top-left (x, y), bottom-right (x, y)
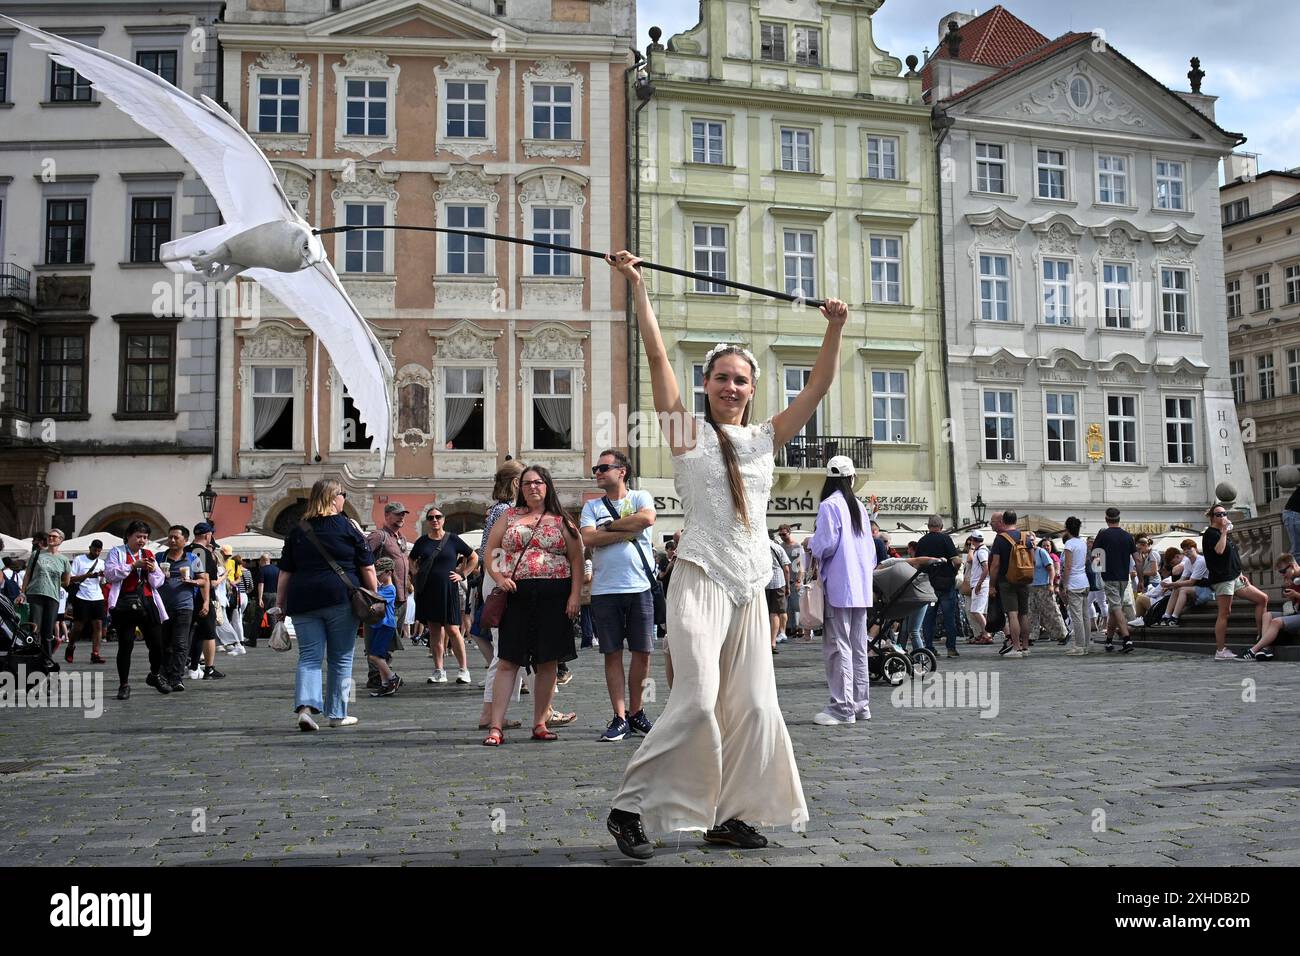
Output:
top-left (67, 540), bottom-right (108, 664)
top-left (1160, 539), bottom-right (1212, 626)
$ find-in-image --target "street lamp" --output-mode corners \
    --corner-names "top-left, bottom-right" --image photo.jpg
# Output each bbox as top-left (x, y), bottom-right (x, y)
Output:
top-left (199, 482), bottom-right (217, 522)
top-left (971, 494), bottom-right (987, 525)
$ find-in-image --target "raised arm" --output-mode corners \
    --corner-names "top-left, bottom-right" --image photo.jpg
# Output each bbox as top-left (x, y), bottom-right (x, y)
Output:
top-left (771, 298), bottom-right (848, 447)
top-left (607, 251), bottom-right (694, 455)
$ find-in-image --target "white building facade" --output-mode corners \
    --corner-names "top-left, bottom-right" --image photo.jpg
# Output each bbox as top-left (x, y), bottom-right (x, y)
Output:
top-left (0, 0), bottom-right (223, 539)
top-left (931, 30), bottom-right (1255, 529)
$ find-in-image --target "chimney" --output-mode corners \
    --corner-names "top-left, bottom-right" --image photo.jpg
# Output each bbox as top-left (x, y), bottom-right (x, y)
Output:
top-left (1225, 153), bottom-right (1258, 184)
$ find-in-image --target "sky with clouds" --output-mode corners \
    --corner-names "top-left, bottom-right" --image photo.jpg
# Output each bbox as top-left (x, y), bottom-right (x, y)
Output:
top-left (635, 0), bottom-right (1300, 172)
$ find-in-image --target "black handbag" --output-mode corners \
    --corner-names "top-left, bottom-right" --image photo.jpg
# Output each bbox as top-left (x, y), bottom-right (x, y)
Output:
top-left (603, 496), bottom-right (666, 627)
top-left (299, 521), bottom-right (386, 625)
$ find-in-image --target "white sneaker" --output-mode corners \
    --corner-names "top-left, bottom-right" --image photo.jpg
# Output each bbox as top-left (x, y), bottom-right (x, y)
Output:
top-left (297, 711), bottom-right (318, 732)
top-left (188, 667), bottom-right (205, 681)
top-left (235, 644), bottom-right (248, 655)
top-left (329, 716), bottom-right (359, 727)
top-left (456, 669), bottom-right (472, 685)
top-left (813, 711), bottom-right (855, 726)
top-left (1021, 647), bottom-right (1031, 657)
top-left (1214, 648), bottom-right (1238, 661)
top-left (854, 707), bottom-right (872, 721)
top-left (1003, 649), bottom-right (1024, 658)
top-left (1127, 618), bottom-right (1144, 628)
top-left (431, 669), bottom-right (447, 684)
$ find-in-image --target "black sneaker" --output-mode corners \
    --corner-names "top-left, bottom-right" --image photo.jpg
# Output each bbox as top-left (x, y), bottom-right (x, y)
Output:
top-left (1120, 641), bottom-right (1134, 654)
top-left (116, 684), bottom-right (131, 700)
top-left (1104, 640), bottom-right (1115, 653)
top-left (607, 809), bottom-right (654, 860)
top-left (204, 666), bottom-right (226, 680)
top-left (171, 681), bottom-right (185, 693)
top-left (1238, 649), bottom-right (1258, 661)
top-left (997, 641), bottom-right (1012, 656)
top-left (365, 676), bottom-right (383, 690)
top-left (627, 710), bottom-right (654, 735)
top-left (703, 819), bottom-right (768, 850)
top-left (1256, 648), bottom-right (1275, 660)
top-left (600, 715), bottom-right (631, 742)
top-left (370, 682), bottom-right (397, 697)
top-left (155, 678), bottom-right (172, 694)
top-left (145, 672), bottom-right (159, 689)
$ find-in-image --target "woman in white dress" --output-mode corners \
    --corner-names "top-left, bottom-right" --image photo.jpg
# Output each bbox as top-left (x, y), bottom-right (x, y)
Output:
top-left (603, 250), bottom-right (848, 859)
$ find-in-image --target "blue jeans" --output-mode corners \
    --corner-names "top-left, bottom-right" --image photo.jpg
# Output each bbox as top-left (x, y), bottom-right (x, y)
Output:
top-left (902, 605), bottom-right (926, 650)
top-left (1284, 509), bottom-right (1300, 561)
top-left (922, 588), bottom-right (960, 652)
top-left (292, 602), bottom-right (358, 719)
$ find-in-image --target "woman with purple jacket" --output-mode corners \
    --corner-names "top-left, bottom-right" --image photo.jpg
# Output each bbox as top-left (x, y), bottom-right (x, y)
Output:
top-left (808, 456), bottom-right (876, 725)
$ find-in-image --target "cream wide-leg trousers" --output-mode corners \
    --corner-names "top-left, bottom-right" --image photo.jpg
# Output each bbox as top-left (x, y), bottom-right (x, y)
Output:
top-left (612, 558), bottom-right (808, 834)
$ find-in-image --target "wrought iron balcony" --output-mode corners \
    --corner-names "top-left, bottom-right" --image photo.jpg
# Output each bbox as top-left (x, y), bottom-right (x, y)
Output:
top-left (776, 435), bottom-right (872, 471)
top-left (0, 263), bottom-right (33, 303)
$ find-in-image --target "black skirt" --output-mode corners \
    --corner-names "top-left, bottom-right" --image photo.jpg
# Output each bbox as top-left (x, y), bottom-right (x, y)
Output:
top-left (415, 574), bottom-right (461, 626)
top-left (496, 577), bottom-right (576, 669)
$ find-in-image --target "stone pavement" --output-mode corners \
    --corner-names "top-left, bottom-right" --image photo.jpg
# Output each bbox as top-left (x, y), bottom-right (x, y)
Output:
top-left (1, 637), bottom-right (1297, 866)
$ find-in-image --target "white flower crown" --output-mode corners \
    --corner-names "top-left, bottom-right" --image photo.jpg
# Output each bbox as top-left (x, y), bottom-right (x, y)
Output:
top-left (703, 342), bottom-right (760, 380)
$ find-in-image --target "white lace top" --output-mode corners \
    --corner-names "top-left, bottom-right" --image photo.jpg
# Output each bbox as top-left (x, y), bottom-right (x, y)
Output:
top-left (672, 418), bottom-right (776, 605)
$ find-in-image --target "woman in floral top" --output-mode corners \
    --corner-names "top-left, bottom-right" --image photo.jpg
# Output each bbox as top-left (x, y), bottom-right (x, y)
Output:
top-left (481, 465), bottom-right (583, 745)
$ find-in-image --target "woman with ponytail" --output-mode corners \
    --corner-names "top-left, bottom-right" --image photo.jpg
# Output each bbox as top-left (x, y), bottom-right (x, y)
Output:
top-left (602, 250), bottom-right (848, 859)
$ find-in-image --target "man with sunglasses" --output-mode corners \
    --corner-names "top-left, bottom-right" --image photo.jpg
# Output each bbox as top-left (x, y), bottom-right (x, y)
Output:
top-left (364, 502), bottom-right (412, 689)
top-left (580, 449), bottom-right (658, 742)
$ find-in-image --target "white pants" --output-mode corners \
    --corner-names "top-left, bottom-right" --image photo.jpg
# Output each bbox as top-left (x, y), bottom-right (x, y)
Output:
top-left (613, 559), bottom-right (808, 834)
top-left (1088, 591), bottom-right (1108, 629)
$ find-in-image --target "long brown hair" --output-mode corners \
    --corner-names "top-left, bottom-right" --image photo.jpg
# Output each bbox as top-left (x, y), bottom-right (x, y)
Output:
top-left (492, 460), bottom-right (525, 502)
top-left (514, 465), bottom-right (579, 541)
top-left (702, 347), bottom-right (754, 529)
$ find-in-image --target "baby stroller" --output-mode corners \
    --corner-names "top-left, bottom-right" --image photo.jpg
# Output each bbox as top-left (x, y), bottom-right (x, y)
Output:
top-left (0, 591), bottom-right (56, 678)
top-left (866, 560), bottom-right (941, 685)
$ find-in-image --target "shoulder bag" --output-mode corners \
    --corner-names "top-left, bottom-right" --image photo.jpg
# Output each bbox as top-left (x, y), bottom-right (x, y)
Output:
top-left (298, 520), bottom-right (386, 625)
top-left (799, 556), bottom-right (824, 628)
top-left (602, 496), bottom-right (666, 627)
top-left (480, 526), bottom-right (541, 630)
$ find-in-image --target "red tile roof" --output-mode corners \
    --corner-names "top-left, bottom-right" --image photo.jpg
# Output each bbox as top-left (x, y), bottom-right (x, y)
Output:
top-left (920, 5), bottom-right (1049, 96)
top-left (939, 32), bottom-right (1092, 105)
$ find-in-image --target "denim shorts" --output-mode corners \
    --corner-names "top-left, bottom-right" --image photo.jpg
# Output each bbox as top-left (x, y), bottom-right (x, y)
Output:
top-left (1192, 586), bottom-right (1214, 607)
top-left (592, 590), bottom-right (655, 655)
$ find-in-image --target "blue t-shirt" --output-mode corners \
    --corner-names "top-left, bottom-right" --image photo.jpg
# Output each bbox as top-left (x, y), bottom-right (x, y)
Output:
top-left (580, 490), bottom-right (656, 595)
top-left (1032, 547), bottom-right (1053, 586)
top-left (156, 550), bottom-right (203, 613)
top-left (260, 564), bottom-right (280, 594)
top-left (278, 515), bottom-right (374, 616)
top-left (373, 582), bottom-right (397, 629)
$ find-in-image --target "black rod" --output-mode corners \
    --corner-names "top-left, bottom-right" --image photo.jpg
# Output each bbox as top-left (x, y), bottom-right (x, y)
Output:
top-left (314, 223), bottom-right (827, 308)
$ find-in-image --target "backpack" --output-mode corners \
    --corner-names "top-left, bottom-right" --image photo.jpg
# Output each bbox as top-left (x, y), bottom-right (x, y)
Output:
top-left (1, 569), bottom-right (20, 601)
top-left (1001, 532), bottom-right (1035, 585)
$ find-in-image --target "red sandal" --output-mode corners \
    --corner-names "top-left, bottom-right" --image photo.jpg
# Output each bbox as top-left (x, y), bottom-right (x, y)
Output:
top-left (531, 723), bottom-right (558, 741)
top-left (483, 727), bottom-right (504, 746)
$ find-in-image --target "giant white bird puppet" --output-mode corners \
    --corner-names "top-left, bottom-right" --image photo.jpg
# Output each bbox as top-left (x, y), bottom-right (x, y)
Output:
top-left (3, 16), bottom-right (394, 465)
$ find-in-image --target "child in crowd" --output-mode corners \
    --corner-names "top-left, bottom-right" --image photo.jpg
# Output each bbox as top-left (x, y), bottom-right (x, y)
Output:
top-left (368, 558), bottom-right (402, 697)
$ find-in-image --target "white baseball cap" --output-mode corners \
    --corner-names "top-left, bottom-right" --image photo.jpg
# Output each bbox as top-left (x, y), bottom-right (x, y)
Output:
top-left (826, 455), bottom-right (855, 478)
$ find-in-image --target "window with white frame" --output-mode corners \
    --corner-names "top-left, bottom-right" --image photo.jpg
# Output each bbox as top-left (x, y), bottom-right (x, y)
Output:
top-left (446, 80), bottom-right (488, 139)
top-left (1160, 267), bottom-right (1191, 333)
top-left (760, 23), bottom-right (786, 61)
top-left (692, 223), bottom-right (728, 293)
top-left (1288, 348), bottom-right (1300, 395)
top-left (1226, 278), bottom-right (1241, 318)
top-left (1106, 394), bottom-right (1138, 463)
top-left (1036, 148), bottom-right (1067, 199)
top-left (1286, 264), bottom-right (1300, 305)
top-left (1262, 449), bottom-right (1279, 503)
top-left (779, 128), bottom-right (813, 172)
top-left (691, 120), bottom-right (725, 164)
top-left (257, 76), bottom-right (301, 133)
top-left (345, 79), bottom-right (387, 137)
top-left (870, 236), bottom-right (901, 304)
top-left (866, 135), bottom-right (899, 180)
top-left (982, 390), bottom-right (1016, 461)
top-left (794, 26), bottom-right (821, 66)
top-left (1256, 272), bottom-right (1272, 311)
top-left (442, 366), bottom-right (485, 450)
top-left (531, 368), bottom-right (573, 450)
top-left (784, 367), bottom-right (820, 440)
top-left (1042, 258), bottom-right (1073, 325)
top-left (691, 363), bottom-right (707, 415)
top-left (979, 254), bottom-right (1010, 322)
top-left (1164, 397), bottom-right (1196, 464)
top-left (1045, 391), bottom-right (1079, 462)
top-left (343, 203), bottom-right (384, 273)
top-left (252, 366), bottom-right (295, 450)
top-left (871, 370), bottom-right (907, 443)
top-left (531, 207), bottom-right (571, 276)
top-left (445, 205), bottom-right (486, 275)
top-left (51, 61), bottom-right (91, 101)
top-left (1223, 198), bottom-right (1250, 224)
top-left (1097, 154), bottom-right (1128, 205)
top-left (1259, 353), bottom-right (1276, 399)
top-left (1102, 262), bottom-right (1132, 328)
top-left (783, 230), bottom-right (816, 299)
top-left (531, 83), bottom-right (572, 140)
top-left (1155, 159), bottom-right (1186, 210)
top-left (1229, 359), bottom-right (1245, 404)
top-left (975, 142), bottom-right (1006, 193)
top-left (135, 50), bottom-right (177, 86)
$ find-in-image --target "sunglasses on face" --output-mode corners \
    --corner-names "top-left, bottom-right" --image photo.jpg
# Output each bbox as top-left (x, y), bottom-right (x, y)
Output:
top-left (427, 514), bottom-right (443, 521)
top-left (521, 480), bottom-right (547, 488)
top-left (1212, 512), bottom-right (1227, 518)
top-left (591, 463), bottom-right (622, 475)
